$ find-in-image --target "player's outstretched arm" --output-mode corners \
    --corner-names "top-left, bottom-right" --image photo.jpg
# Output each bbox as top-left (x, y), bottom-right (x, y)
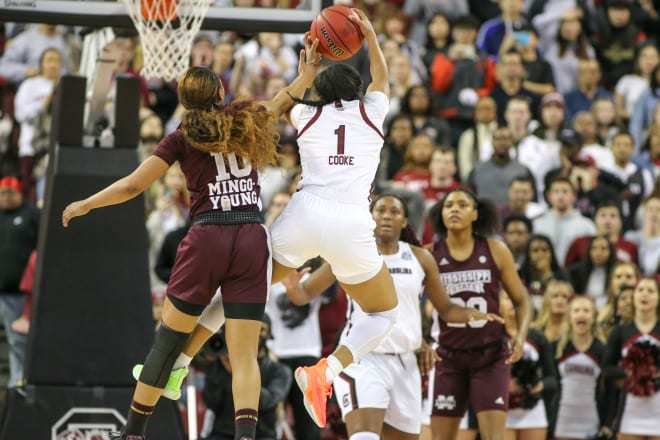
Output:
top-left (349, 8), bottom-right (389, 97)
top-left (489, 238), bottom-right (532, 364)
top-left (62, 155), bottom-right (169, 227)
top-left (282, 262), bottom-right (336, 306)
top-left (413, 246), bottom-right (504, 325)
top-left (260, 33), bottom-right (321, 116)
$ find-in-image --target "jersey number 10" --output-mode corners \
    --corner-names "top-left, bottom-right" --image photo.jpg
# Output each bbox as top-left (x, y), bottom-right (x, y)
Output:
top-left (211, 152), bottom-right (252, 181)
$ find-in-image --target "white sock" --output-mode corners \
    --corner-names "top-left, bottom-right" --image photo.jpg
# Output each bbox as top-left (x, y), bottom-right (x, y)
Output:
top-left (325, 355), bottom-right (343, 382)
top-left (349, 432), bottom-right (379, 440)
top-left (173, 353), bottom-right (192, 370)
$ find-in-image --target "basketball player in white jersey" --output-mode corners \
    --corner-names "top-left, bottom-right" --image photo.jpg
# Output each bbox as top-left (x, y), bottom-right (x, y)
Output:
top-left (268, 9), bottom-right (399, 428)
top-left (283, 194), bottom-right (503, 439)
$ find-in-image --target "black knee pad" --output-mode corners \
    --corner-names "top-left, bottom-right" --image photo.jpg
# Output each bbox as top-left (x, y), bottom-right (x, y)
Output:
top-left (139, 323), bottom-right (189, 388)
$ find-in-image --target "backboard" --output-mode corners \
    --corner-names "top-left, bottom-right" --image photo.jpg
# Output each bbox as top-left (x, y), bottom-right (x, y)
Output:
top-left (0, 0), bottom-right (327, 33)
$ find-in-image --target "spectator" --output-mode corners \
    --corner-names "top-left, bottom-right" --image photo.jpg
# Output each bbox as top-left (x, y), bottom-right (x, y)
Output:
top-left (264, 191), bottom-right (291, 229)
top-left (552, 296), bottom-right (605, 440)
top-left (11, 250), bottom-right (36, 336)
top-left (518, 234), bottom-right (569, 308)
top-left (568, 235), bottom-right (617, 307)
top-left (499, 26), bottom-right (556, 97)
top-left (614, 42), bottom-right (659, 124)
top-left (489, 50), bottom-right (541, 125)
top-left (602, 277), bottom-right (660, 440)
top-left (0, 176), bottom-right (39, 388)
top-left (629, 65), bottom-right (660, 151)
top-left (399, 85), bottom-right (450, 146)
top-left (634, 123), bottom-right (660, 180)
top-left (267, 257), bottom-right (325, 440)
top-left (467, 125), bottom-right (535, 205)
top-left (259, 138), bottom-right (299, 211)
top-left (404, 0), bottom-right (466, 47)
top-left (601, 132), bottom-right (654, 231)
top-left (0, 24), bottom-right (69, 83)
top-left (598, 263), bottom-right (639, 337)
top-left (542, 10), bottom-right (596, 95)
top-left (387, 52), bottom-right (422, 119)
top-left (624, 194), bottom-right (660, 275)
top-left (502, 214), bottom-right (533, 269)
top-left (593, 0), bottom-right (646, 90)
top-left (564, 59), bottom-right (614, 124)
top-left (534, 176), bottom-right (597, 265)
top-left (457, 96), bottom-right (498, 181)
top-left (13, 48), bottom-right (62, 202)
top-left (392, 133), bottom-right (435, 192)
top-left (502, 292), bottom-right (558, 440)
top-left (564, 201), bottom-right (639, 268)
top-left (377, 114), bottom-right (416, 183)
top-left (212, 41), bottom-right (238, 104)
top-left (201, 316), bottom-right (292, 440)
top-left (380, 10), bottom-right (427, 83)
top-left (530, 279), bottom-right (572, 342)
top-left (420, 147), bottom-right (464, 244)
top-left (476, 0), bottom-right (530, 59)
top-left (591, 97), bottom-right (623, 148)
top-left (429, 14), bottom-right (496, 145)
top-left (572, 111), bottom-right (615, 169)
top-left (421, 12), bottom-right (451, 73)
top-left (533, 91), bottom-right (568, 146)
top-left (498, 176), bottom-right (546, 226)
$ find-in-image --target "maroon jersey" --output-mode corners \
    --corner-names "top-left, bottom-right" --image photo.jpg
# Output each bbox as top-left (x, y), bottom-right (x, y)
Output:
top-left (432, 236), bottom-right (505, 349)
top-left (154, 130), bottom-right (261, 219)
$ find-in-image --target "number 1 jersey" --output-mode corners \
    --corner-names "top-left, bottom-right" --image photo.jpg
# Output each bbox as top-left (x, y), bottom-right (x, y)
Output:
top-left (290, 91), bottom-right (388, 203)
top-left (431, 236), bottom-right (505, 349)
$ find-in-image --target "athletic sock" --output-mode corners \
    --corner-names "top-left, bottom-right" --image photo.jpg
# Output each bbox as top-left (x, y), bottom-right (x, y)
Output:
top-left (349, 432), bottom-right (379, 440)
top-left (172, 353), bottom-right (192, 370)
top-left (234, 408), bottom-right (258, 440)
top-left (124, 400), bottom-right (155, 437)
top-left (325, 355), bottom-right (343, 382)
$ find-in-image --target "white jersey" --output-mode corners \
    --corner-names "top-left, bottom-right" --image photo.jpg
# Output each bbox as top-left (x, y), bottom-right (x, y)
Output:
top-left (290, 91), bottom-right (388, 203)
top-left (340, 241), bottom-right (425, 354)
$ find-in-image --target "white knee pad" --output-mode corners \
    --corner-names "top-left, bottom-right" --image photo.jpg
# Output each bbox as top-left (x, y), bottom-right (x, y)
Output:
top-left (197, 289), bottom-right (225, 333)
top-left (349, 432), bottom-right (379, 440)
top-left (342, 305), bottom-right (398, 361)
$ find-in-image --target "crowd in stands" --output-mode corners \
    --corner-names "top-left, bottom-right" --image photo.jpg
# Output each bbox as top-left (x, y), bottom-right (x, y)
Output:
top-left (2, 0), bottom-right (660, 438)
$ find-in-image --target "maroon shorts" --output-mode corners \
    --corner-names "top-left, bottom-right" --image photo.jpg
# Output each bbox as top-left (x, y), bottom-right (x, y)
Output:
top-left (167, 223), bottom-right (270, 318)
top-left (431, 340), bottom-right (510, 417)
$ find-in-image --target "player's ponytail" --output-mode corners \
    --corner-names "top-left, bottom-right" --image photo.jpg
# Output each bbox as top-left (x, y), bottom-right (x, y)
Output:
top-left (472, 196), bottom-right (499, 237)
top-left (182, 98), bottom-right (281, 171)
top-left (289, 64), bottom-right (363, 107)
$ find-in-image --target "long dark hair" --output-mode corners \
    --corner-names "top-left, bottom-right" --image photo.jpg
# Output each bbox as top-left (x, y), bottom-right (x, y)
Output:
top-left (428, 189), bottom-right (499, 238)
top-left (519, 234), bottom-right (562, 283)
top-left (289, 64), bottom-right (363, 107)
top-left (370, 193), bottom-right (421, 247)
top-left (400, 85), bottom-right (436, 117)
top-left (573, 235), bottom-right (617, 293)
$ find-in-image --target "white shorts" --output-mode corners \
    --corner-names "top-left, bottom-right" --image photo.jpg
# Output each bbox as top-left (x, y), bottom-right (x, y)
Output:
top-left (269, 190), bottom-right (383, 284)
top-left (506, 400), bottom-right (548, 430)
top-left (422, 365), bottom-right (435, 427)
top-left (620, 391), bottom-right (660, 436)
top-left (333, 351), bottom-right (422, 434)
top-left (554, 403), bottom-right (598, 439)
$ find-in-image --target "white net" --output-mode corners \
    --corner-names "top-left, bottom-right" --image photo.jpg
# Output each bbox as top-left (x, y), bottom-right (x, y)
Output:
top-left (121, 0), bottom-right (212, 81)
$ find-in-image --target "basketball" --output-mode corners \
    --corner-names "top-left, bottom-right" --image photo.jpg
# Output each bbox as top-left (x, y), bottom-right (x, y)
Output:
top-left (310, 5), bottom-right (364, 61)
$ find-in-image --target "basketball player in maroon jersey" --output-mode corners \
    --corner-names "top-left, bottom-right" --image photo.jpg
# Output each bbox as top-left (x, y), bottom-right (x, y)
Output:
top-left (427, 189), bottom-right (532, 440)
top-left (61, 39), bottom-right (322, 440)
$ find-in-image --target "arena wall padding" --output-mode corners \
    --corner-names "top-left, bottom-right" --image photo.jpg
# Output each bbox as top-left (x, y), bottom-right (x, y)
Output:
top-left (114, 77), bottom-right (141, 149)
top-left (0, 386), bottom-right (185, 439)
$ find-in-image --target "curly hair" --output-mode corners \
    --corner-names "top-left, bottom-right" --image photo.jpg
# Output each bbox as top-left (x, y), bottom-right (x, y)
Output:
top-left (428, 189), bottom-right (499, 238)
top-left (179, 67), bottom-right (280, 170)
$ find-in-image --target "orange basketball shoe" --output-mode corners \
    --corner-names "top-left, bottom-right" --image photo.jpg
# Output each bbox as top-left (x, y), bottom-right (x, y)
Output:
top-left (294, 358), bottom-right (333, 427)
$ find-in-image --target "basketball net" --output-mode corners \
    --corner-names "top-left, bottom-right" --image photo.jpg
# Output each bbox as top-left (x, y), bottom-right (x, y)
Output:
top-left (121, 0), bottom-right (212, 81)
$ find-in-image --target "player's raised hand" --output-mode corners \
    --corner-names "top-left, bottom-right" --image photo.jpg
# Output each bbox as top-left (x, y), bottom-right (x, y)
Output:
top-left (348, 8), bottom-right (375, 39)
top-left (62, 200), bottom-right (90, 227)
top-left (506, 334), bottom-right (525, 365)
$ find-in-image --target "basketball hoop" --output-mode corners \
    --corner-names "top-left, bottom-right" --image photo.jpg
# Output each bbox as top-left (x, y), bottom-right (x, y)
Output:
top-left (122, 0), bottom-right (212, 81)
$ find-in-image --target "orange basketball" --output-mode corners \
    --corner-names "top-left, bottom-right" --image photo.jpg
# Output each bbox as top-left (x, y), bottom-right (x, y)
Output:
top-left (310, 5), bottom-right (364, 61)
